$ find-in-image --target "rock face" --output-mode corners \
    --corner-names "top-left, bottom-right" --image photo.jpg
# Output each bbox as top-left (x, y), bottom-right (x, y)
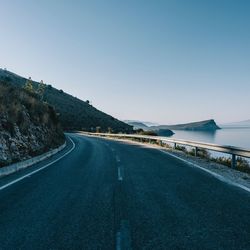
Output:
top-left (154, 129), bottom-right (174, 136)
top-left (151, 119), bottom-right (221, 131)
top-left (0, 82), bottom-right (64, 167)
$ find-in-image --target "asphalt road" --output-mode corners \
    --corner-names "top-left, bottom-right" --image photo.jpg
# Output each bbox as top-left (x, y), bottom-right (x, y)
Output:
top-left (0, 134), bottom-right (249, 250)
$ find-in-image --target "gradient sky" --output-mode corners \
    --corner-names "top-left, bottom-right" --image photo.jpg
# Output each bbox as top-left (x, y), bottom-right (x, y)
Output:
top-left (0, 0), bottom-right (249, 124)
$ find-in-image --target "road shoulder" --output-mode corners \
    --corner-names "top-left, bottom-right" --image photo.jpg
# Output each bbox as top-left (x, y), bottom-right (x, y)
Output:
top-left (0, 136), bottom-right (75, 190)
top-left (82, 134), bottom-right (250, 193)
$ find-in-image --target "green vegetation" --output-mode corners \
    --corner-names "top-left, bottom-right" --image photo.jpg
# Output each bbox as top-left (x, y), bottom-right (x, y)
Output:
top-left (188, 148), bottom-right (211, 158)
top-left (172, 144), bottom-right (250, 174)
top-left (24, 77), bottom-right (34, 93)
top-left (43, 86), bottom-right (132, 132)
top-left (101, 133), bottom-right (250, 174)
top-left (211, 156), bottom-right (250, 174)
top-left (37, 80), bottom-right (46, 101)
top-left (0, 80), bottom-right (65, 166)
top-left (0, 80), bottom-right (64, 140)
top-left (137, 130), bottom-right (158, 136)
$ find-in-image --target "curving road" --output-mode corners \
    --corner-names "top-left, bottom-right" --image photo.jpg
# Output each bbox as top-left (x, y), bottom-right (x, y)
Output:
top-left (0, 133), bottom-right (249, 249)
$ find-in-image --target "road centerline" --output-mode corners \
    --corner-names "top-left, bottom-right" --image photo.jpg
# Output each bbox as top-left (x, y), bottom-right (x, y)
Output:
top-left (116, 155), bottom-right (121, 162)
top-left (116, 220), bottom-right (132, 250)
top-left (118, 166), bottom-right (123, 181)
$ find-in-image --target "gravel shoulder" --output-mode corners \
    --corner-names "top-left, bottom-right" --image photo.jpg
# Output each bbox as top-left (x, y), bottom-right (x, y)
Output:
top-left (163, 146), bottom-right (250, 190)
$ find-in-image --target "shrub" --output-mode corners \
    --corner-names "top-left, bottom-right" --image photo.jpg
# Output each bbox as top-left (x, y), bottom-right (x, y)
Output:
top-left (175, 145), bottom-right (187, 152)
top-left (138, 130), bottom-right (158, 136)
top-left (188, 148), bottom-right (211, 158)
top-left (24, 77), bottom-right (34, 93)
top-left (236, 157), bottom-right (250, 174)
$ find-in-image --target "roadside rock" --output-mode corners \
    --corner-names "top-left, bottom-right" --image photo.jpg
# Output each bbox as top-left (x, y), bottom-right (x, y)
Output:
top-left (0, 82), bottom-right (65, 167)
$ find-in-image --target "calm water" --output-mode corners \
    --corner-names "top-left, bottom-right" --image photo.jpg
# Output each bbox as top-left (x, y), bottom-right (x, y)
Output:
top-left (171, 127), bottom-right (250, 150)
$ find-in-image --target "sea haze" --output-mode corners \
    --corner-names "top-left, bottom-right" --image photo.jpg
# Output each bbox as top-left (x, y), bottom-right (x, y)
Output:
top-left (171, 127), bottom-right (250, 149)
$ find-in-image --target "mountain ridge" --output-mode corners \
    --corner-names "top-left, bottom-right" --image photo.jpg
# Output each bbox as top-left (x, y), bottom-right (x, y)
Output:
top-left (0, 69), bottom-right (133, 133)
top-left (124, 120), bottom-right (174, 136)
top-left (151, 119), bottom-right (220, 131)
top-left (125, 119), bottom-right (220, 131)
top-left (221, 119), bottom-right (250, 128)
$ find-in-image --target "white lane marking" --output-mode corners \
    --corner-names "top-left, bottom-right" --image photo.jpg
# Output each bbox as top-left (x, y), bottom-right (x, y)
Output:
top-left (0, 137), bottom-right (76, 191)
top-left (116, 231), bottom-right (122, 250)
top-left (116, 220), bottom-right (132, 250)
top-left (159, 149), bottom-right (250, 194)
top-left (116, 155), bottom-right (121, 162)
top-left (118, 166), bottom-right (123, 181)
top-left (80, 133), bottom-right (250, 194)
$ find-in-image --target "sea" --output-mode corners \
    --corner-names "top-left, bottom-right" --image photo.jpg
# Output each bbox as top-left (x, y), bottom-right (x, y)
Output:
top-left (170, 127), bottom-right (250, 159)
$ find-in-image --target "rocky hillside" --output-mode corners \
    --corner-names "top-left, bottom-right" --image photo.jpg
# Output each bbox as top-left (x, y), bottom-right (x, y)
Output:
top-left (0, 81), bottom-right (65, 167)
top-left (151, 119), bottom-right (221, 131)
top-left (0, 69), bottom-right (133, 133)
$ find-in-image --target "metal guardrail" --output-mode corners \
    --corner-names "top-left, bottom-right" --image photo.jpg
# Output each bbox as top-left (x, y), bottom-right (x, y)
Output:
top-left (80, 132), bottom-right (250, 169)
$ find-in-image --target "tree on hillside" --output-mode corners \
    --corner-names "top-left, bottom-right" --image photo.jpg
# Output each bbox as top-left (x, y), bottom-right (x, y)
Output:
top-left (86, 100), bottom-right (92, 106)
top-left (37, 80), bottom-right (46, 101)
top-left (108, 127), bottom-right (112, 133)
top-left (24, 77), bottom-right (34, 93)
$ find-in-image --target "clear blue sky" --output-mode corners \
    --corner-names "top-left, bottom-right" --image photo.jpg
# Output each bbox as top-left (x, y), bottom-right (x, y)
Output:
top-left (1, 0), bottom-right (249, 124)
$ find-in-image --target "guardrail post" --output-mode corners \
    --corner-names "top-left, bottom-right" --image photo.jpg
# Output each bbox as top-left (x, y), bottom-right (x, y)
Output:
top-left (231, 154), bottom-right (236, 168)
top-left (174, 143), bottom-right (176, 149)
top-left (195, 147), bottom-right (198, 157)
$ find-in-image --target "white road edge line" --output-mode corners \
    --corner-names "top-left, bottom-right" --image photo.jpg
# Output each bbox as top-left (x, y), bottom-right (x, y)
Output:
top-left (77, 134), bottom-right (250, 194)
top-left (159, 149), bottom-right (250, 194)
top-left (0, 137), bottom-right (76, 191)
